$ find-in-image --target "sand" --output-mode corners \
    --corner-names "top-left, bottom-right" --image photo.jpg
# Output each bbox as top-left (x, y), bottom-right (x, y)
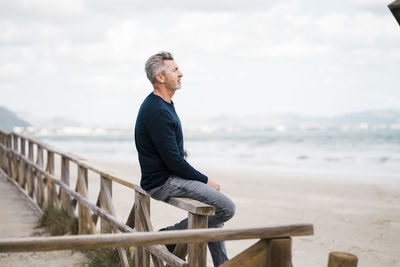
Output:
top-left (1, 159), bottom-right (399, 267)
top-left (96, 161), bottom-right (400, 267)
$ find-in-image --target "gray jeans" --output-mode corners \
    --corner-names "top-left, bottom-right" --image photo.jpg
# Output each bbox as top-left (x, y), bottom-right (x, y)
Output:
top-left (147, 176), bottom-right (235, 267)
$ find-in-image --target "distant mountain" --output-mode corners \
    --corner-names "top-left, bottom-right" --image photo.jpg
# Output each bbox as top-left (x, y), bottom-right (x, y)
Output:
top-left (0, 106), bottom-right (30, 131)
top-left (182, 109), bottom-right (400, 132)
top-left (16, 112), bottom-right (83, 128)
top-left (330, 109), bottom-right (400, 125)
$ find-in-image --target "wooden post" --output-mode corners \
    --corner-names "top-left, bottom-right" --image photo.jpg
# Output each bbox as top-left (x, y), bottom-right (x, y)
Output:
top-left (188, 213), bottom-right (208, 267)
top-left (11, 135), bottom-right (18, 180)
top-left (77, 165), bottom-right (95, 235)
top-left (100, 176), bottom-right (129, 267)
top-left (46, 151), bottom-right (59, 209)
top-left (19, 138), bottom-right (26, 189)
top-left (328, 252), bottom-right (358, 267)
top-left (0, 132), bottom-right (5, 171)
top-left (100, 176), bottom-right (113, 234)
top-left (36, 145), bottom-right (46, 208)
top-left (267, 238), bottom-right (292, 267)
top-left (27, 141), bottom-right (34, 198)
top-left (5, 135), bottom-right (12, 177)
top-left (389, 0), bottom-right (400, 26)
top-left (135, 190), bottom-right (151, 267)
top-left (61, 156), bottom-right (73, 215)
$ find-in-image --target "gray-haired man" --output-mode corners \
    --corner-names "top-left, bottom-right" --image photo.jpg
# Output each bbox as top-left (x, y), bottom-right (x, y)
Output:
top-left (134, 51), bottom-right (235, 266)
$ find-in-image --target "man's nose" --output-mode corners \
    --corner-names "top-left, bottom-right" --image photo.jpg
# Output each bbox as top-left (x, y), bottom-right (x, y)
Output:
top-left (178, 71), bottom-right (183, 77)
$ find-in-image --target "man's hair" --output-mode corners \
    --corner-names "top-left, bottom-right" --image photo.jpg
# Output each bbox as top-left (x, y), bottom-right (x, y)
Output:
top-left (145, 51), bottom-right (174, 85)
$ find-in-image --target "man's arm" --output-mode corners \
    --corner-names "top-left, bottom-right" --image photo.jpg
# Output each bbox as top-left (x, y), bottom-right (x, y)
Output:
top-left (146, 109), bottom-right (208, 184)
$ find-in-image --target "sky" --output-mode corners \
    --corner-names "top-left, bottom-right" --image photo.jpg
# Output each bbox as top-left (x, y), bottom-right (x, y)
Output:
top-left (1, 0), bottom-right (399, 127)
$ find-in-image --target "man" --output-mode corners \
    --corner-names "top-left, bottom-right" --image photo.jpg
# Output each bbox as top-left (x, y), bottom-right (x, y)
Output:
top-left (134, 51), bottom-right (235, 266)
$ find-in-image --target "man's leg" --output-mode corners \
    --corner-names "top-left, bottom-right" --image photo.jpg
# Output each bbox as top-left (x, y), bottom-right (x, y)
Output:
top-left (207, 223), bottom-right (229, 266)
top-left (147, 176), bottom-right (235, 266)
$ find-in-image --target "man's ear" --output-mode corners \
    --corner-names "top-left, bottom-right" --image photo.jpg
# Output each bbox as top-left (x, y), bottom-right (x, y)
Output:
top-left (155, 73), bottom-right (165, 84)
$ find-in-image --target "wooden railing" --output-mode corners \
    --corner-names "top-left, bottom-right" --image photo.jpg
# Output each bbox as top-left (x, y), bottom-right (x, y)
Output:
top-left (0, 130), bottom-right (314, 267)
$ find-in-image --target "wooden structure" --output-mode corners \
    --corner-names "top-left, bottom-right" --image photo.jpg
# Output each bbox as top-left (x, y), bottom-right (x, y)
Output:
top-left (0, 130), bottom-right (314, 266)
top-left (328, 252), bottom-right (358, 267)
top-left (389, 0), bottom-right (400, 26)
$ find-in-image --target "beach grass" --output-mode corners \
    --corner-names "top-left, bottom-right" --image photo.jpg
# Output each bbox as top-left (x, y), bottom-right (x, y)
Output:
top-left (38, 206), bottom-right (78, 236)
top-left (38, 206), bottom-right (135, 266)
top-left (81, 248), bottom-right (135, 267)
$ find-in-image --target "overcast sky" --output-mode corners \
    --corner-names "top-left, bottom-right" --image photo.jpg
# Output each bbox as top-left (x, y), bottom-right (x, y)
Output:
top-left (1, 0), bottom-right (399, 126)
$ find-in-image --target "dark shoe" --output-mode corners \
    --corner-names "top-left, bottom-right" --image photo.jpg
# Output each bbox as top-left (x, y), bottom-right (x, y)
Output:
top-left (159, 227), bottom-right (176, 253)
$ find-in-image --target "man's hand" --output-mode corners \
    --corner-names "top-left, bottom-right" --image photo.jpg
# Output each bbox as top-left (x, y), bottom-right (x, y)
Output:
top-left (207, 179), bottom-right (221, 191)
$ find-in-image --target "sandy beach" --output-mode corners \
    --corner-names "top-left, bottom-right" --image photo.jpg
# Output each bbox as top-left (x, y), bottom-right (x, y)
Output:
top-left (95, 161), bottom-right (400, 267)
top-left (1, 157), bottom-right (399, 267)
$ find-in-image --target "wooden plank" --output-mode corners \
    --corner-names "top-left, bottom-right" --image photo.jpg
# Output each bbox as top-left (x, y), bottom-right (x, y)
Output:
top-left (77, 160), bottom-right (140, 191)
top-left (145, 245), bottom-right (187, 267)
top-left (221, 239), bottom-right (268, 267)
top-left (167, 198), bottom-right (215, 216)
top-left (72, 178), bottom-right (79, 210)
top-left (92, 194), bottom-right (101, 225)
top-left (0, 225), bottom-right (313, 253)
top-left (126, 203), bottom-right (136, 229)
top-left (188, 213), bottom-right (208, 267)
top-left (328, 252), bottom-right (358, 267)
top-left (152, 254), bottom-right (165, 267)
top-left (172, 243), bottom-right (188, 261)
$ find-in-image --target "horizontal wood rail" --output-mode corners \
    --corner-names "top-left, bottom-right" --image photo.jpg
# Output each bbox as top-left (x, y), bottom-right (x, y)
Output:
top-left (0, 130), bottom-right (314, 267)
top-left (0, 224), bottom-right (313, 253)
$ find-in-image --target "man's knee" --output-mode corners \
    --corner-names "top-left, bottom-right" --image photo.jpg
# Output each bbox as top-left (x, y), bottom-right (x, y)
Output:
top-left (220, 198), bottom-right (235, 222)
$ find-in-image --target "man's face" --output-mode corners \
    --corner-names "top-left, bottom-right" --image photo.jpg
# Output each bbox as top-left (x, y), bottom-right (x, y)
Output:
top-left (161, 60), bottom-right (183, 91)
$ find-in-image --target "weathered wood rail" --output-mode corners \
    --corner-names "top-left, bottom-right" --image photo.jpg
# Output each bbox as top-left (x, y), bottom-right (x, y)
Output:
top-left (0, 130), bottom-right (314, 267)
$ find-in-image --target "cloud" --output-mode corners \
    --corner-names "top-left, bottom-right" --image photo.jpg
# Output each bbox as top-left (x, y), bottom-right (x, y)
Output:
top-left (0, 0), bottom-right (399, 123)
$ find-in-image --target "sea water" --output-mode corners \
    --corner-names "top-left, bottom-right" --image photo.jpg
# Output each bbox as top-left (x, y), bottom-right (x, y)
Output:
top-left (35, 128), bottom-right (400, 180)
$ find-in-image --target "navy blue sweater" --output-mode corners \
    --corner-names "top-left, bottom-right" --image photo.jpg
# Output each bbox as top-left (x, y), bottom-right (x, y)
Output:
top-left (134, 93), bottom-right (208, 191)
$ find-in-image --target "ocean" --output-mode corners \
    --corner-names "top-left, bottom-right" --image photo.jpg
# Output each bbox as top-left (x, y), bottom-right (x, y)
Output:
top-left (34, 128), bottom-right (400, 180)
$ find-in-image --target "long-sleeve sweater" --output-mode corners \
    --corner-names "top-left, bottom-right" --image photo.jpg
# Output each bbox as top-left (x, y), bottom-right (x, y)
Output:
top-left (134, 92), bottom-right (208, 191)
